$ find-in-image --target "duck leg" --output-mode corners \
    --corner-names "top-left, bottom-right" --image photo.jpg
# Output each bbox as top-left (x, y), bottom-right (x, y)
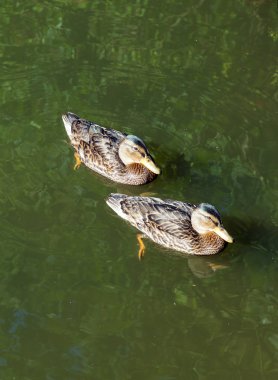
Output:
top-left (136, 234), bottom-right (146, 261)
top-left (208, 262), bottom-right (228, 271)
top-left (74, 151), bottom-right (82, 170)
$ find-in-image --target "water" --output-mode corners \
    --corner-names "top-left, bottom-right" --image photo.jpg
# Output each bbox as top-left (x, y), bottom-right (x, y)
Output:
top-left (0, 1), bottom-right (277, 379)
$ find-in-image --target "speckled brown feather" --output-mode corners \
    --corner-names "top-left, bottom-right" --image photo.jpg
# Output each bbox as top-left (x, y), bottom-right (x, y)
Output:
top-left (67, 117), bottom-right (157, 185)
top-left (106, 194), bottom-right (226, 255)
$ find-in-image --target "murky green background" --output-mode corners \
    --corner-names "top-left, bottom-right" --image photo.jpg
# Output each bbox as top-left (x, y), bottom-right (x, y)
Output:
top-left (0, 1), bottom-right (277, 379)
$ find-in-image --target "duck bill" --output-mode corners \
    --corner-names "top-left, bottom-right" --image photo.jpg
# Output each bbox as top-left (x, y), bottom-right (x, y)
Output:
top-left (140, 156), bottom-right (160, 175)
top-left (214, 226), bottom-right (234, 243)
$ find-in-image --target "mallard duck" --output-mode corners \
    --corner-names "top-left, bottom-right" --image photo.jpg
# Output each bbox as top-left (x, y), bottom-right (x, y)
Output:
top-left (62, 112), bottom-right (160, 185)
top-left (106, 194), bottom-right (233, 258)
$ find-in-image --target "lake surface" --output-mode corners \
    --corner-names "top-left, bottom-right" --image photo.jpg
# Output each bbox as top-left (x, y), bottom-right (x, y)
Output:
top-left (0, 1), bottom-right (277, 379)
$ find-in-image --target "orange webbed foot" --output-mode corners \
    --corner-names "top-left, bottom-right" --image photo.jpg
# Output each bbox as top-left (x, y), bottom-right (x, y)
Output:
top-left (74, 152), bottom-right (82, 170)
top-left (137, 234), bottom-right (146, 261)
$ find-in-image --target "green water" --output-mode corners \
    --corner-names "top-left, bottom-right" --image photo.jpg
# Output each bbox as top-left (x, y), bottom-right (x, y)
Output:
top-left (0, 1), bottom-right (277, 379)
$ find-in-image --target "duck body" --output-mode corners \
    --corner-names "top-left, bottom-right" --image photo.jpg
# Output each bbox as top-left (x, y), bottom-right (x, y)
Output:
top-left (106, 194), bottom-right (233, 256)
top-left (62, 113), bottom-right (160, 185)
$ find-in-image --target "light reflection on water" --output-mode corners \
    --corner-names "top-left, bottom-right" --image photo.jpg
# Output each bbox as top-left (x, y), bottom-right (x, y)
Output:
top-left (0, 0), bottom-right (277, 379)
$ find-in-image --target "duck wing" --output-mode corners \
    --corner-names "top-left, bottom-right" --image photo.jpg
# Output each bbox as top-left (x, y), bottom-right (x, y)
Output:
top-left (72, 119), bottom-right (127, 174)
top-left (107, 194), bottom-right (196, 240)
top-left (140, 200), bottom-right (195, 240)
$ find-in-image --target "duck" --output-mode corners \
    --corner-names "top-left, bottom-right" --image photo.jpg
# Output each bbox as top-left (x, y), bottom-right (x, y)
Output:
top-left (62, 112), bottom-right (160, 185)
top-left (106, 193), bottom-right (233, 259)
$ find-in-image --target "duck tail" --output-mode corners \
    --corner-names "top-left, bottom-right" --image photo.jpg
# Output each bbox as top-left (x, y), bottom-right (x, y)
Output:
top-left (106, 193), bottom-right (128, 218)
top-left (62, 112), bottom-right (80, 138)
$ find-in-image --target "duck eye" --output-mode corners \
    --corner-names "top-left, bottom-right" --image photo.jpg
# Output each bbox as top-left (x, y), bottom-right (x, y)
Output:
top-left (211, 218), bottom-right (218, 226)
top-left (205, 216), bottom-right (217, 226)
top-left (132, 146), bottom-right (139, 151)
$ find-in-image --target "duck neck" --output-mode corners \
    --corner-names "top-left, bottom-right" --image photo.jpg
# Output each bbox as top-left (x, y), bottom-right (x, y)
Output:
top-left (124, 164), bottom-right (157, 185)
top-left (198, 232), bottom-right (226, 255)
